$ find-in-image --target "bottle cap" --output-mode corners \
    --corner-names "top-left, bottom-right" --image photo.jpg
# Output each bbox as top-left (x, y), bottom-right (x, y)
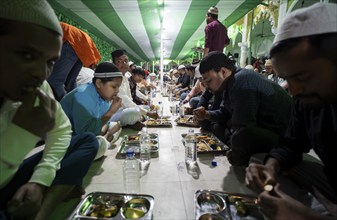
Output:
top-left (126, 149), bottom-right (135, 157)
top-left (211, 161), bottom-right (217, 167)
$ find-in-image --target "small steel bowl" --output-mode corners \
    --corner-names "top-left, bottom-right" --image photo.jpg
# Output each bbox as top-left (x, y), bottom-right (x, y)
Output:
top-left (197, 192), bottom-right (225, 213)
top-left (149, 133), bottom-right (158, 139)
top-left (122, 198), bottom-right (150, 219)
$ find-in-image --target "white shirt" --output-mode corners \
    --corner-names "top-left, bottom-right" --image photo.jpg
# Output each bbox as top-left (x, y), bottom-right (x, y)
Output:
top-left (118, 75), bottom-right (148, 115)
top-left (0, 81), bottom-right (72, 188)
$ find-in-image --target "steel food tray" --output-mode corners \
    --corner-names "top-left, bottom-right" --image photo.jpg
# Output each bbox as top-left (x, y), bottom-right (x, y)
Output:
top-left (181, 133), bottom-right (229, 155)
top-left (144, 118), bottom-right (172, 127)
top-left (175, 115), bottom-right (200, 127)
top-left (68, 191), bottom-right (154, 219)
top-left (195, 190), bottom-right (264, 220)
top-left (116, 133), bottom-right (159, 159)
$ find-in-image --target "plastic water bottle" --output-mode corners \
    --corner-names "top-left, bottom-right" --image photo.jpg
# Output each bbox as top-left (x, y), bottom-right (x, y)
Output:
top-left (123, 149), bottom-right (140, 193)
top-left (158, 101), bottom-right (163, 118)
top-left (140, 127), bottom-right (151, 164)
top-left (179, 104), bottom-right (185, 117)
top-left (185, 129), bottom-right (197, 164)
top-left (151, 88), bottom-right (156, 98)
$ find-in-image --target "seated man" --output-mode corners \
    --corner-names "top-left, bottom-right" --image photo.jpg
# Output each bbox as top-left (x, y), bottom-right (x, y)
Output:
top-left (182, 65), bottom-right (206, 108)
top-left (265, 59), bottom-right (288, 89)
top-left (245, 3), bottom-right (337, 219)
top-left (110, 49), bottom-right (158, 130)
top-left (194, 51), bottom-right (294, 166)
top-left (193, 89), bottom-right (222, 133)
top-left (174, 65), bottom-right (190, 98)
top-left (61, 62), bottom-right (123, 159)
top-left (0, 1), bottom-right (98, 219)
top-left (129, 67), bottom-right (147, 105)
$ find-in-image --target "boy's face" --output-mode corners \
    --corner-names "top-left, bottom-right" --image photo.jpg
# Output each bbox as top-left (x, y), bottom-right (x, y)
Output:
top-left (0, 21), bottom-right (62, 101)
top-left (96, 78), bottom-right (123, 101)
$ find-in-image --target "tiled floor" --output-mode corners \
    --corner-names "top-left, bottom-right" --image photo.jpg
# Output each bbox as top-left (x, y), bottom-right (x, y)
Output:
top-left (50, 92), bottom-right (324, 219)
top-left (49, 94), bottom-right (256, 219)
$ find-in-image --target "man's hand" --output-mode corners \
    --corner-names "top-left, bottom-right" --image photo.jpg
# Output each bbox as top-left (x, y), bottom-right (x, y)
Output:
top-left (12, 88), bottom-right (56, 138)
top-left (182, 98), bottom-right (189, 104)
top-left (7, 183), bottom-right (45, 218)
top-left (147, 111), bottom-right (159, 119)
top-left (245, 162), bottom-right (278, 193)
top-left (193, 107), bottom-right (210, 121)
top-left (258, 184), bottom-right (329, 220)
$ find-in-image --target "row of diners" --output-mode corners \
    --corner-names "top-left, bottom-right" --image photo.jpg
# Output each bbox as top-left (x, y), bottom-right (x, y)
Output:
top-left (0, 1), bottom-right (336, 220)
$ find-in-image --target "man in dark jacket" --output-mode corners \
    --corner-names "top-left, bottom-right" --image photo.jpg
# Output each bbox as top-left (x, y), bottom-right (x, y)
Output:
top-left (195, 51), bottom-right (293, 166)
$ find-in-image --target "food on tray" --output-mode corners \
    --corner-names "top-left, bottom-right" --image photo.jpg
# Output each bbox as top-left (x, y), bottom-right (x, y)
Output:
top-left (184, 107), bottom-right (193, 115)
top-left (87, 204), bottom-right (118, 218)
top-left (197, 142), bottom-right (211, 152)
top-left (128, 135), bottom-right (139, 141)
top-left (145, 119), bottom-right (171, 126)
top-left (235, 200), bottom-right (248, 217)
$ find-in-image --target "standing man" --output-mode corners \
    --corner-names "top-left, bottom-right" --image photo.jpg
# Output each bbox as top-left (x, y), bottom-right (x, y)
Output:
top-left (203, 6), bottom-right (230, 58)
top-left (245, 3), bottom-right (337, 219)
top-left (47, 22), bottom-right (101, 101)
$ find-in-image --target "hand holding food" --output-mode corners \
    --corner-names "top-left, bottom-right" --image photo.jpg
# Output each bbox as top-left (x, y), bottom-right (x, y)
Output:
top-left (245, 162), bottom-right (277, 193)
top-left (147, 111), bottom-right (159, 119)
top-left (193, 107), bottom-right (210, 121)
top-left (13, 88), bottom-right (56, 138)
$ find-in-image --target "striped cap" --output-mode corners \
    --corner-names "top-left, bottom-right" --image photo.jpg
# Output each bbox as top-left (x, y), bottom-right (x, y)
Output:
top-left (94, 72), bottom-right (123, 78)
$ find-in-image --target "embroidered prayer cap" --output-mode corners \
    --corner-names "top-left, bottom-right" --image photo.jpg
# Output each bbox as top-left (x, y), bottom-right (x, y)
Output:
top-left (208, 6), bottom-right (218, 15)
top-left (0, 0), bottom-right (62, 36)
top-left (149, 73), bottom-right (156, 77)
top-left (94, 62), bottom-right (123, 78)
top-left (273, 3), bottom-right (337, 45)
top-left (178, 65), bottom-right (185, 70)
top-left (111, 49), bottom-right (127, 59)
top-left (264, 59), bottom-right (272, 67)
top-left (199, 51), bottom-right (229, 74)
top-left (128, 61), bottom-right (135, 67)
top-left (191, 59), bottom-right (201, 67)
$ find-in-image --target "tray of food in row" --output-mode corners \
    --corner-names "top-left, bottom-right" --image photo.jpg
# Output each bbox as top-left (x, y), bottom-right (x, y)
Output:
top-left (117, 134), bottom-right (159, 158)
top-left (144, 117), bottom-right (172, 127)
top-left (68, 192), bottom-right (154, 220)
top-left (181, 133), bottom-right (229, 154)
top-left (175, 115), bottom-right (199, 127)
top-left (195, 190), bottom-right (264, 220)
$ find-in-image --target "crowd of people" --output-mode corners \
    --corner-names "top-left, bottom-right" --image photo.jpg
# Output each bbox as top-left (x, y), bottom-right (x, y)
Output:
top-left (0, 0), bottom-right (336, 219)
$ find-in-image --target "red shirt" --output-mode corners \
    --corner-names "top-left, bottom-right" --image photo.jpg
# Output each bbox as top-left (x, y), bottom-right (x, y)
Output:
top-left (204, 20), bottom-right (229, 52)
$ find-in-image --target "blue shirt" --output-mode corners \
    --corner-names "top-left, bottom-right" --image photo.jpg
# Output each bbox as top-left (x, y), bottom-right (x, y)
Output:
top-left (60, 83), bottom-right (110, 135)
